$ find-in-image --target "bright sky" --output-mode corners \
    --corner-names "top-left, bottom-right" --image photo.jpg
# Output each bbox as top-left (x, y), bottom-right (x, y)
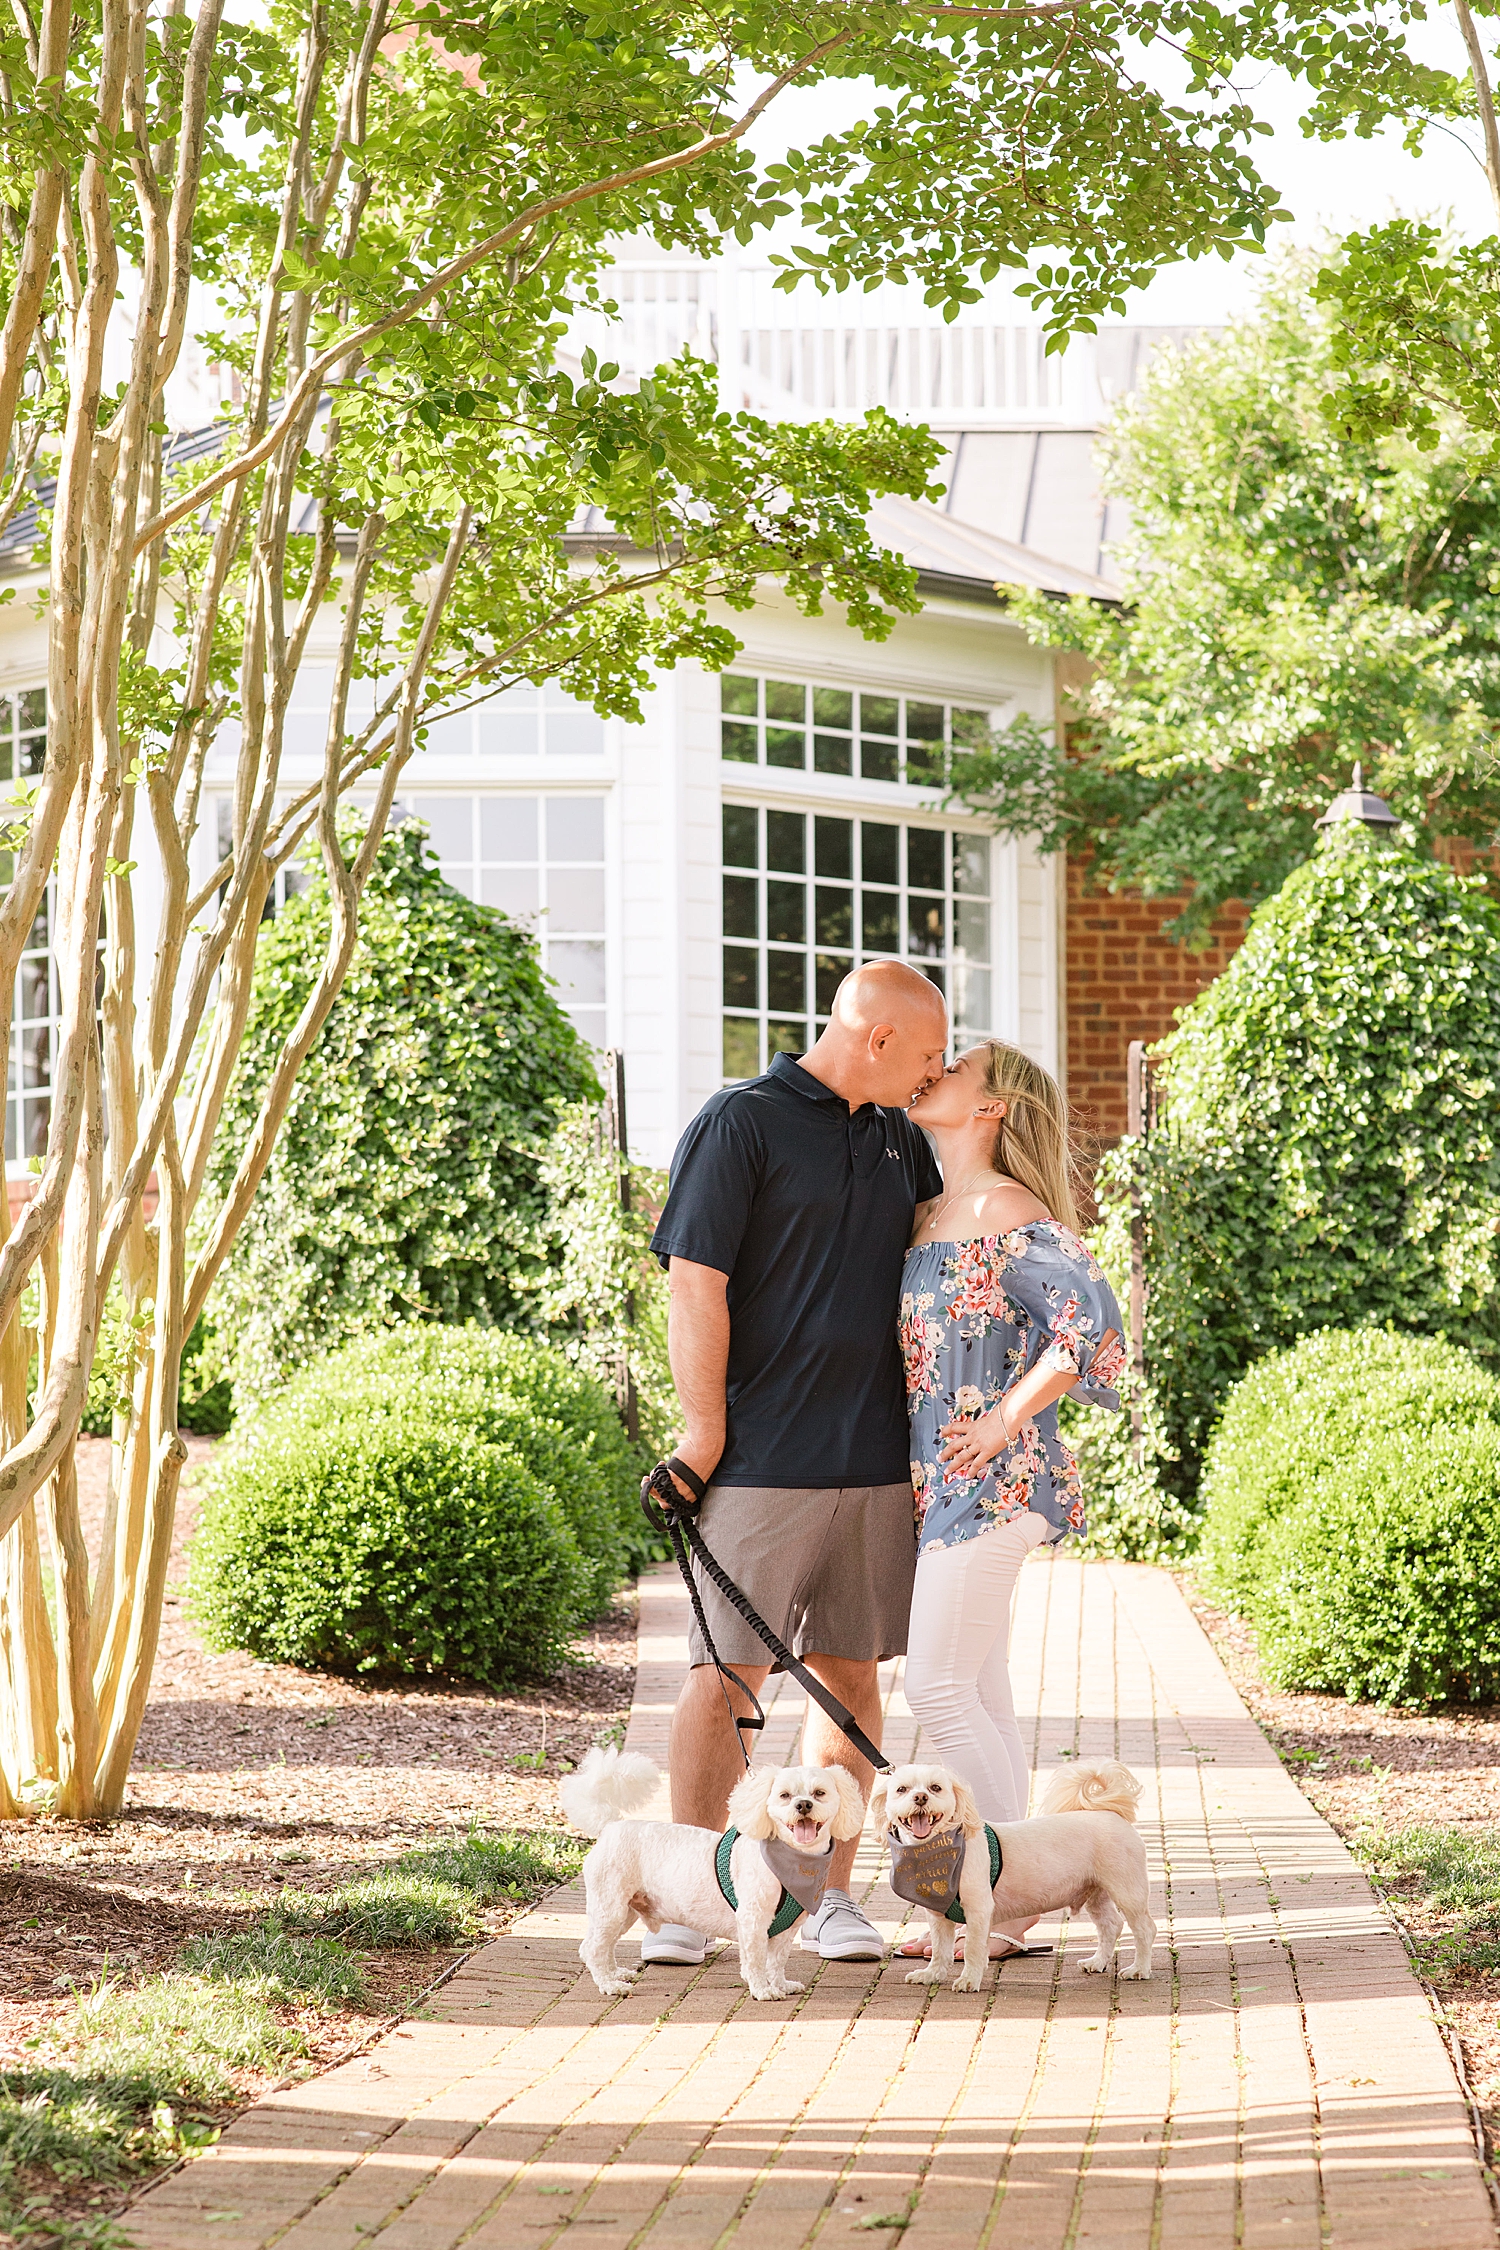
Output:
top-left (741, 8), bottom-right (1499, 331)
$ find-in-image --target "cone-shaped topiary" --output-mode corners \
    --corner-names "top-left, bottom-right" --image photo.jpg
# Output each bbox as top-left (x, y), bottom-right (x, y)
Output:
top-left (1125, 825), bottom-right (1500, 1495)
top-left (209, 816), bottom-right (599, 1402)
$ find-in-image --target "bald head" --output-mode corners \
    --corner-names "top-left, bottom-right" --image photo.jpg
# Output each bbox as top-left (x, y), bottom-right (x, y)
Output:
top-left (832, 959), bottom-right (947, 1035)
top-left (800, 959), bottom-right (949, 1112)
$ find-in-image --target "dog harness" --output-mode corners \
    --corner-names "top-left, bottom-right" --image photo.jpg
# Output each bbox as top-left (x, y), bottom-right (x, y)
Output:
top-left (715, 1827), bottom-right (835, 1937)
top-left (887, 1824), bottom-right (1004, 1924)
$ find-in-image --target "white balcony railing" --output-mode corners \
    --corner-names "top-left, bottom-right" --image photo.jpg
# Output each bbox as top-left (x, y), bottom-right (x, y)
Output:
top-left (566, 259), bottom-right (1101, 427)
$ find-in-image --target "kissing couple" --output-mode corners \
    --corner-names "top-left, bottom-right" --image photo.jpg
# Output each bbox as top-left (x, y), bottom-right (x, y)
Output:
top-left (643, 959), bottom-right (1125, 1968)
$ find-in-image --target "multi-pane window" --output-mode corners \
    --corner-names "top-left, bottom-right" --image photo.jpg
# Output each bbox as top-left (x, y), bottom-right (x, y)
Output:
top-left (280, 667), bottom-right (605, 761)
top-left (9, 889), bottom-right (55, 1162)
top-left (1, 691), bottom-right (51, 1161)
top-left (721, 802), bottom-right (993, 1082)
top-left (411, 792), bottom-right (607, 1048)
top-left (416, 683), bottom-right (605, 759)
top-left (0, 690), bottom-right (46, 783)
top-left (720, 673), bottom-right (987, 786)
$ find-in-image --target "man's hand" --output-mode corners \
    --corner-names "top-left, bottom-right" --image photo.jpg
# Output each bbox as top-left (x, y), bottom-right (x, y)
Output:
top-left (666, 1258), bottom-right (731, 1505)
top-left (668, 1434), bottom-right (722, 1508)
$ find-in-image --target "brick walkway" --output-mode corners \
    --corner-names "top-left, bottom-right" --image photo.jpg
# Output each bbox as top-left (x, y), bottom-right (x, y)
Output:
top-left (129, 1558), bottom-right (1498, 2249)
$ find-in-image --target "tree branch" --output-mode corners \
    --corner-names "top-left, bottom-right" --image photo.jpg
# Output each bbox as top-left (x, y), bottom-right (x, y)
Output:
top-left (133, 26), bottom-right (862, 556)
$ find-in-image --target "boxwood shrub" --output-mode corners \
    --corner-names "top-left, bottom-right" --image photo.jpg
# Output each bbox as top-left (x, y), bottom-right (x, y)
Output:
top-left (326, 1325), bottom-right (657, 1591)
top-left (189, 1326), bottom-right (651, 1680)
top-left (190, 1409), bottom-right (588, 1682)
top-left (1199, 1329), bottom-right (1500, 1707)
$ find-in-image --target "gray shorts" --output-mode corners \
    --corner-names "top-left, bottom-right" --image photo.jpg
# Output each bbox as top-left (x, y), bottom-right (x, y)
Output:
top-left (685, 1482), bottom-right (917, 1670)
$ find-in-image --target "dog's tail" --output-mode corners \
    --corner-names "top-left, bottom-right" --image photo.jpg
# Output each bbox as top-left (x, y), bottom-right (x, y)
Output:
top-left (558, 1744), bottom-right (660, 1837)
top-left (1037, 1757), bottom-right (1142, 1823)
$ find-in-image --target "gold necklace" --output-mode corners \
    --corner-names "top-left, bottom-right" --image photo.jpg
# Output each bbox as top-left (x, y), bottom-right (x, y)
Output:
top-left (924, 1169), bottom-right (1002, 1236)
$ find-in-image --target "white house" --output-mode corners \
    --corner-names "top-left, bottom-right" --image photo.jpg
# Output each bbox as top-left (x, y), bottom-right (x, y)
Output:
top-left (0, 254), bottom-right (1186, 1169)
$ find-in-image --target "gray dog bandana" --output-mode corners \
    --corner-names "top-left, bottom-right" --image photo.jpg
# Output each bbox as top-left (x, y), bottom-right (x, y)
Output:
top-left (887, 1828), bottom-right (967, 1915)
top-left (762, 1835), bottom-right (835, 1916)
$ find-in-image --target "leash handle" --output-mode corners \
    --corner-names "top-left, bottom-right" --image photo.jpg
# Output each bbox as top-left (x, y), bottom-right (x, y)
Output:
top-left (642, 1462), bottom-right (765, 1770)
top-left (642, 1460), bottom-right (892, 1777)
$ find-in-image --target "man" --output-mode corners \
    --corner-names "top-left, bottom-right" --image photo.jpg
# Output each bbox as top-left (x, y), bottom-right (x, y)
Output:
top-left (646, 959), bottom-right (948, 1965)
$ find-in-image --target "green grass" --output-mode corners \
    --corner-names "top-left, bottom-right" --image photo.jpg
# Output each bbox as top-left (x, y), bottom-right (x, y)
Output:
top-left (0, 1824), bottom-right (575, 2230)
top-left (0, 1972), bottom-right (296, 2241)
top-left (392, 1828), bottom-right (583, 1905)
top-left (1355, 1823), bottom-right (1500, 1914)
top-left (179, 1927), bottom-right (366, 2006)
top-left (271, 1871), bottom-right (477, 1948)
top-left (65, 1972), bottom-right (303, 2104)
top-left (1354, 1823), bottom-right (1500, 1983)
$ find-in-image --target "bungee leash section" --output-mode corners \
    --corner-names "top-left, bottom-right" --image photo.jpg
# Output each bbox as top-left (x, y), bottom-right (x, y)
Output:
top-left (640, 1456), bottom-right (893, 1777)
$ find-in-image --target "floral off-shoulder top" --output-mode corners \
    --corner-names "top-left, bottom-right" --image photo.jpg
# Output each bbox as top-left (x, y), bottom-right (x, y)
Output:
top-left (899, 1222), bottom-right (1125, 1554)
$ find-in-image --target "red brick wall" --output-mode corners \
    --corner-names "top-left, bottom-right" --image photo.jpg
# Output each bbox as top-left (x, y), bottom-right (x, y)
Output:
top-left (1062, 838), bottom-right (1498, 1150)
top-left (1064, 857), bottom-right (1249, 1146)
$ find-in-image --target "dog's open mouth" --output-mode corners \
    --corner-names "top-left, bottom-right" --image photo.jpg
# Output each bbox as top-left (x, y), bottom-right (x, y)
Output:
top-left (904, 1808), bottom-right (940, 1840)
top-left (791, 1818), bottom-right (824, 1847)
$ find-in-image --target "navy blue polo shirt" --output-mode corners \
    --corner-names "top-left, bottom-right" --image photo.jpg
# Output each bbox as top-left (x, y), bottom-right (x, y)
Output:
top-left (650, 1052), bottom-right (942, 1487)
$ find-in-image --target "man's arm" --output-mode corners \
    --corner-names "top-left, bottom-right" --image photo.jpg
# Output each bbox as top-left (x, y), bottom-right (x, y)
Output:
top-left (666, 1256), bottom-right (731, 1498)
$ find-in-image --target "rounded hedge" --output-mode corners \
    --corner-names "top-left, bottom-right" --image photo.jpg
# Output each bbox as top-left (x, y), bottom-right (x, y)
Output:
top-left (327, 1325), bottom-right (657, 1592)
top-left (1199, 1329), bottom-right (1500, 1707)
top-left (189, 1328), bottom-right (649, 1680)
top-left (190, 1415), bottom-right (588, 1682)
top-left (1121, 831), bottom-right (1500, 1494)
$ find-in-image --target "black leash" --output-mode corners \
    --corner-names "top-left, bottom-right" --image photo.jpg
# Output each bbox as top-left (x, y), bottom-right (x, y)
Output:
top-left (641, 1457), bottom-right (893, 1776)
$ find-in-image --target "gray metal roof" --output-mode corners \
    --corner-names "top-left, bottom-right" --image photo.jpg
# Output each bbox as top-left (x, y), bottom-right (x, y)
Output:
top-left (2, 418), bottom-right (1121, 607)
top-left (938, 428), bottom-right (1124, 587)
top-left (868, 491), bottom-right (1118, 603)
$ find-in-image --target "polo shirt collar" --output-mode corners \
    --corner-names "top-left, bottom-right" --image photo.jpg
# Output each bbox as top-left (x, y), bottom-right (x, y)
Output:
top-left (768, 1053), bottom-right (894, 1177)
top-left (768, 1051), bottom-right (847, 1105)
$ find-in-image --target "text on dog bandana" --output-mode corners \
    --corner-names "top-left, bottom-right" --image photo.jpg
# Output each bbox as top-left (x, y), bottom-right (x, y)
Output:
top-left (887, 1829), bottom-right (966, 1914)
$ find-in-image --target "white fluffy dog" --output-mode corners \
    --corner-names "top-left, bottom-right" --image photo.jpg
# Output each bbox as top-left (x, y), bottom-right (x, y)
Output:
top-left (870, 1756), bottom-right (1156, 1993)
top-left (560, 1744), bottom-right (867, 2002)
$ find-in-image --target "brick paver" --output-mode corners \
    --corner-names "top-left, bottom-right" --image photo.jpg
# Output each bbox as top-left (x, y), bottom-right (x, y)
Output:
top-left (127, 1558), bottom-right (1499, 2249)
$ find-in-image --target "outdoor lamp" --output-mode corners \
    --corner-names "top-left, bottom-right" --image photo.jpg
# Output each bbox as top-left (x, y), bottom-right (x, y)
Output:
top-left (1316, 763), bottom-right (1401, 837)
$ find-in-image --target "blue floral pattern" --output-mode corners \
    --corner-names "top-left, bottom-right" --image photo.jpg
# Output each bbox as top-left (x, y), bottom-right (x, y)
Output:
top-left (899, 1222), bottom-right (1125, 1554)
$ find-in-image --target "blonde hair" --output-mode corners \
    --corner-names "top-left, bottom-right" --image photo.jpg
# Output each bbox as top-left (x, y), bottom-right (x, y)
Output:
top-left (977, 1042), bottom-right (1081, 1234)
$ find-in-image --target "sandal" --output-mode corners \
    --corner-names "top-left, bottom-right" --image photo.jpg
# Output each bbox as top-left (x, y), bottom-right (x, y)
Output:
top-left (895, 1932), bottom-right (1053, 1961)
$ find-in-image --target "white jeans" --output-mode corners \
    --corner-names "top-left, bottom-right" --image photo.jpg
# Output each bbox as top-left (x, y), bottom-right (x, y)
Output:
top-left (903, 1514), bottom-right (1051, 1826)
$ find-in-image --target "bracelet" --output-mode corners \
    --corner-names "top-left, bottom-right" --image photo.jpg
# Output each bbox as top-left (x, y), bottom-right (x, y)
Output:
top-left (997, 1398), bottom-right (1015, 1445)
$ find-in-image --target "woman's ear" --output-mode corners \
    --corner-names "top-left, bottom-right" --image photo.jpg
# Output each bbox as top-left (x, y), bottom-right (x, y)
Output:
top-left (866, 1774), bottom-right (890, 1835)
top-left (830, 1768), bottom-right (868, 1842)
top-left (727, 1766), bottom-right (776, 1841)
top-left (972, 1098), bottom-right (1007, 1121)
top-left (951, 1779), bottom-right (985, 1838)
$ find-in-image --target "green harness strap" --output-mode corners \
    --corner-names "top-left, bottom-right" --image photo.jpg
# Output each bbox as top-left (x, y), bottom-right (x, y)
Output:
top-left (715, 1826), bottom-right (805, 1939)
top-left (945, 1824), bottom-right (1004, 1925)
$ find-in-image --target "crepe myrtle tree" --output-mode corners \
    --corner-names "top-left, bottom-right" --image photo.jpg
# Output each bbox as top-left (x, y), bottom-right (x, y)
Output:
top-left (0, 0), bottom-right (1464, 1819)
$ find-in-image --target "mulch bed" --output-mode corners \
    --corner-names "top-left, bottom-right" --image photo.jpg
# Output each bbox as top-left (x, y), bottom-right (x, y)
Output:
top-left (1186, 1580), bottom-right (1500, 2148)
top-left (0, 1437), bottom-right (636, 2241)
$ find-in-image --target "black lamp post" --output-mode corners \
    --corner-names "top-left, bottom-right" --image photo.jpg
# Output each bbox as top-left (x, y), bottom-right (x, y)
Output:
top-left (1316, 762), bottom-right (1401, 836)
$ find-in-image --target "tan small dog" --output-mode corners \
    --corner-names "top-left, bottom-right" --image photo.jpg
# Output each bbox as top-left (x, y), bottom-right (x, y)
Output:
top-left (870, 1756), bottom-right (1155, 1992)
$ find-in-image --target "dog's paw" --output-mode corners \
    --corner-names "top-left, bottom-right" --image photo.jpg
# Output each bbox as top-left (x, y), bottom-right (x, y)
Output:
top-left (1120, 1964), bottom-right (1152, 1980)
top-left (904, 1961), bottom-right (946, 1984)
top-left (1079, 1955), bottom-right (1111, 1974)
top-left (749, 1980), bottom-right (802, 2002)
top-left (951, 1967), bottom-right (986, 1993)
top-left (593, 1976), bottom-right (637, 1997)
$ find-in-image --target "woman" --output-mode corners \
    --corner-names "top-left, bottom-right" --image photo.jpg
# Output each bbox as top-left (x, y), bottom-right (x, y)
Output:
top-left (897, 1041), bottom-right (1124, 1955)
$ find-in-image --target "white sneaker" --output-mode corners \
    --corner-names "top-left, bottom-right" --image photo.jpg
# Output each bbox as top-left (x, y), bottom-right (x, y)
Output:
top-left (799, 1891), bottom-right (885, 1960)
top-left (639, 1923), bottom-right (706, 1966)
